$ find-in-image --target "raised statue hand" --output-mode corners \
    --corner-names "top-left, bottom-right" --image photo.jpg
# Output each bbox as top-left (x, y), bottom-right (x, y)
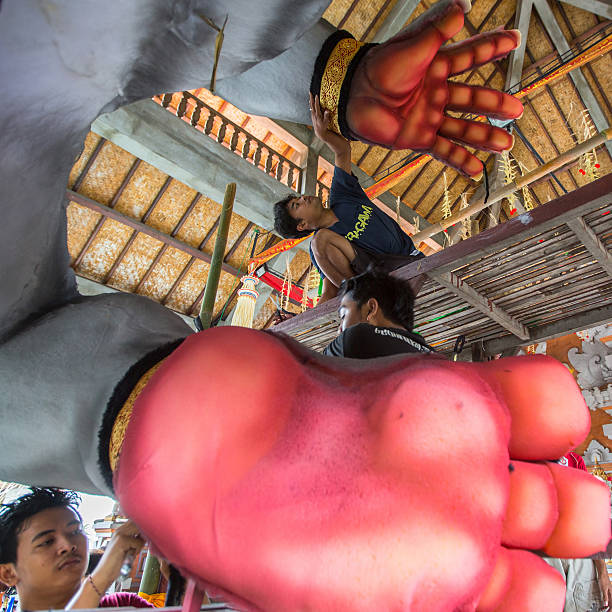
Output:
top-left (114, 328), bottom-right (610, 611)
top-left (343, 0), bottom-right (523, 177)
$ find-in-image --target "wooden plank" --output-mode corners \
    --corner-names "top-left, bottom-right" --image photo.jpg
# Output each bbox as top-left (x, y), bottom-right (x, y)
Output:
top-left (560, 0), bottom-right (612, 19)
top-left (66, 190), bottom-right (241, 279)
top-left (488, 261), bottom-right (603, 305)
top-left (372, 0), bottom-right (421, 42)
top-left (471, 246), bottom-right (593, 295)
top-left (566, 217), bottom-right (612, 278)
top-left (484, 304), bottom-right (612, 354)
top-left (508, 282), bottom-right (611, 320)
top-left (428, 271), bottom-right (530, 339)
top-left (463, 232), bottom-right (580, 288)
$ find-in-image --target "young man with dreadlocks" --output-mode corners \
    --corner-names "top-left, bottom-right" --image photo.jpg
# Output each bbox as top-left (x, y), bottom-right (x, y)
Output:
top-left (273, 94), bottom-right (424, 304)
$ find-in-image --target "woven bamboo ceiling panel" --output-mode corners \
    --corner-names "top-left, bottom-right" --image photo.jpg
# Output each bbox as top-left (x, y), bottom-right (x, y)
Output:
top-left (66, 133), bottom-right (312, 326)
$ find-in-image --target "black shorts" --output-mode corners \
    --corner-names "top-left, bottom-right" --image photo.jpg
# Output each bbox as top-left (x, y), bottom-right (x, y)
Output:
top-left (349, 244), bottom-right (425, 276)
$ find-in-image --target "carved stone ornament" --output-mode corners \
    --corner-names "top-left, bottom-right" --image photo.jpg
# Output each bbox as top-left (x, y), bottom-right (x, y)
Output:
top-left (584, 439), bottom-right (612, 466)
top-left (568, 324), bottom-right (612, 409)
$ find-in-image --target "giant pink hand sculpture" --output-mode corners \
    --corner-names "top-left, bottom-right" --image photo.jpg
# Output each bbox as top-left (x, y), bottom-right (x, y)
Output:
top-left (319, 0), bottom-right (523, 177)
top-left (114, 328), bottom-right (610, 611)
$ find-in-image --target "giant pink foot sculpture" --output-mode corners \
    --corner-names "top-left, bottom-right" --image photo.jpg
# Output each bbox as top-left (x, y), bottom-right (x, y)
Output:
top-left (115, 328), bottom-right (610, 611)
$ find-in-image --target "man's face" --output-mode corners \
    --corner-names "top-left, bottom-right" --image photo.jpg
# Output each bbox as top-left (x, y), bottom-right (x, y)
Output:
top-left (286, 195), bottom-right (323, 232)
top-left (338, 294), bottom-right (369, 332)
top-left (4, 507), bottom-right (87, 603)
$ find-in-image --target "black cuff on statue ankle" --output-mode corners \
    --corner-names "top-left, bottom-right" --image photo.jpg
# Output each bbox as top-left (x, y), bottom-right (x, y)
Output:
top-left (97, 338), bottom-right (186, 493)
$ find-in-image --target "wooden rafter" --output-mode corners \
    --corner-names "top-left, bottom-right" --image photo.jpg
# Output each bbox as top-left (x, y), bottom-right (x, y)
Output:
top-left (566, 217), bottom-right (612, 278)
top-left (103, 176), bottom-right (173, 284)
top-left (533, 0), bottom-right (612, 158)
top-left (67, 190), bottom-right (242, 279)
top-left (72, 158), bottom-right (142, 269)
top-left (134, 192), bottom-right (203, 293)
top-left (559, 0), bottom-right (612, 20)
top-left (507, 0), bottom-right (534, 95)
top-left (428, 270), bottom-right (530, 339)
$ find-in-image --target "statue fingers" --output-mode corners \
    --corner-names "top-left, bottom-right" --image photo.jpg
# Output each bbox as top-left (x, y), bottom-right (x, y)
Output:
top-left (447, 83), bottom-right (523, 120)
top-left (431, 134), bottom-right (484, 177)
top-left (476, 548), bottom-right (565, 611)
top-left (475, 356), bottom-right (590, 461)
top-left (388, 0), bottom-right (469, 47)
top-left (440, 28), bottom-right (521, 76)
top-left (541, 462), bottom-right (611, 558)
top-left (439, 116), bottom-right (514, 152)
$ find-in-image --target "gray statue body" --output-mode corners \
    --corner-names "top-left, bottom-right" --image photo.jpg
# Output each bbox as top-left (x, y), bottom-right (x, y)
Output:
top-left (0, 0), bottom-right (331, 494)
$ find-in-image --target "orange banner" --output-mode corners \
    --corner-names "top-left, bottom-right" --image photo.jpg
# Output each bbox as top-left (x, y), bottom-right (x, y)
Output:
top-left (248, 233), bottom-right (313, 271)
top-left (515, 33), bottom-right (612, 100)
top-left (363, 155), bottom-right (430, 199)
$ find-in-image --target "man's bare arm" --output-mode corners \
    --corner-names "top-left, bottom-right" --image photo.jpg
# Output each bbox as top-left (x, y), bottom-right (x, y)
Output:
top-left (595, 559), bottom-right (612, 607)
top-left (318, 277), bottom-right (339, 304)
top-left (310, 93), bottom-right (351, 173)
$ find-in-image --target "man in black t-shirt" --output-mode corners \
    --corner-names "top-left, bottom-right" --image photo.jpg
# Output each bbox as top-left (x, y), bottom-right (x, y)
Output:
top-left (323, 269), bottom-right (433, 359)
top-left (273, 94), bottom-right (423, 304)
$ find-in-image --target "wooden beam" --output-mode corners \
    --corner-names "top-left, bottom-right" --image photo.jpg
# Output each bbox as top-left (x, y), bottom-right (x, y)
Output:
top-left (428, 270), bottom-right (530, 339)
top-left (533, 0), bottom-right (612, 158)
top-left (66, 189), bottom-right (242, 279)
top-left (559, 0), bottom-right (612, 19)
top-left (372, 0), bottom-right (421, 42)
top-left (506, 0), bottom-right (534, 91)
top-left (72, 158), bottom-right (141, 269)
top-left (566, 217), bottom-right (612, 278)
top-left (484, 304), bottom-right (612, 354)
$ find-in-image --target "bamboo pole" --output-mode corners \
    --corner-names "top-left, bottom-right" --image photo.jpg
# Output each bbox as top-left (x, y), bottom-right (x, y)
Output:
top-left (199, 183), bottom-right (236, 329)
top-left (412, 127), bottom-right (612, 243)
top-left (139, 552), bottom-right (160, 595)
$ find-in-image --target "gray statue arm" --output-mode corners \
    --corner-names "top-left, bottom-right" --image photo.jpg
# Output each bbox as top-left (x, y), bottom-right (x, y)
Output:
top-left (215, 19), bottom-right (336, 125)
top-left (0, 0), bottom-right (336, 495)
top-left (0, 0), bottom-right (329, 342)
